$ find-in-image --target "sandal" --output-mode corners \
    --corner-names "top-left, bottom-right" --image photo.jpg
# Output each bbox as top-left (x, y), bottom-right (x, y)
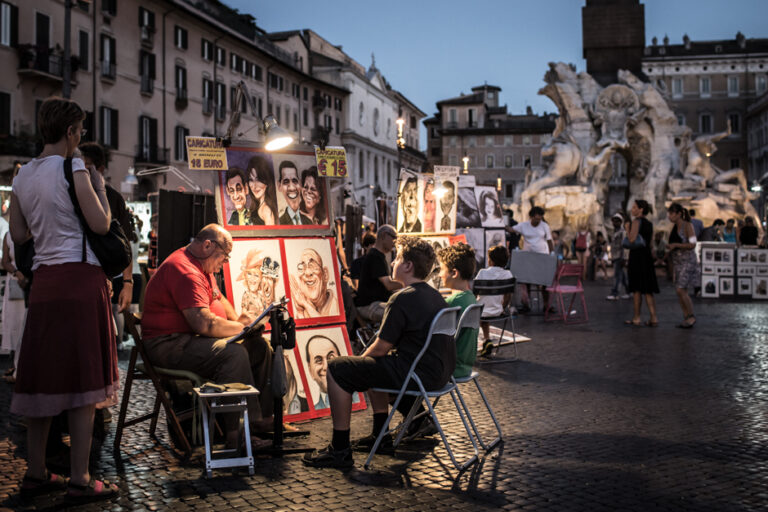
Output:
top-left (3, 367), bottom-right (14, 377)
top-left (645, 320), bottom-right (658, 327)
top-left (19, 470), bottom-right (68, 498)
top-left (65, 478), bottom-right (118, 504)
top-left (624, 319), bottom-right (643, 326)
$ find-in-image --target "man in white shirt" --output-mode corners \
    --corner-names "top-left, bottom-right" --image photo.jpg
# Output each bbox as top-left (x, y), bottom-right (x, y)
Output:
top-left (507, 206), bottom-right (553, 313)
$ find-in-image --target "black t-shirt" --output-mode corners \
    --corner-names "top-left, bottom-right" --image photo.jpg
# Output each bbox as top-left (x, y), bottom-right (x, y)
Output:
top-left (740, 226), bottom-right (758, 246)
top-left (354, 248), bottom-right (390, 307)
top-left (350, 255), bottom-right (364, 280)
top-left (106, 184), bottom-right (133, 237)
top-left (377, 282), bottom-right (454, 390)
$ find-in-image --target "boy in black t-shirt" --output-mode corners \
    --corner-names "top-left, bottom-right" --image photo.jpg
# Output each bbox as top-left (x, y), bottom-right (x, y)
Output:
top-left (303, 236), bottom-right (453, 468)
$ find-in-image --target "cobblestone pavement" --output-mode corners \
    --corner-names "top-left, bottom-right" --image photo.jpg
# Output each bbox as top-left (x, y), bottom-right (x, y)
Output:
top-left (1, 279), bottom-right (767, 511)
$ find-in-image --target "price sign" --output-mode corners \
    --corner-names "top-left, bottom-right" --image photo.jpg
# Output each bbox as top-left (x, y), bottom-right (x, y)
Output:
top-left (315, 146), bottom-right (349, 178)
top-left (186, 136), bottom-right (228, 171)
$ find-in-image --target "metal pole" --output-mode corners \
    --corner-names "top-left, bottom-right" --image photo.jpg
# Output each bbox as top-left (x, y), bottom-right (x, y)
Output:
top-left (62, 0), bottom-right (72, 98)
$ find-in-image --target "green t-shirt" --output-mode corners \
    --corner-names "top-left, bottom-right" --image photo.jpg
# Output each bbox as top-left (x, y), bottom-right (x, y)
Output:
top-left (446, 290), bottom-right (478, 378)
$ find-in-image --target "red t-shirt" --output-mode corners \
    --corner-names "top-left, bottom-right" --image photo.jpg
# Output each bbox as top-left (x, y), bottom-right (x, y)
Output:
top-left (142, 247), bottom-right (227, 338)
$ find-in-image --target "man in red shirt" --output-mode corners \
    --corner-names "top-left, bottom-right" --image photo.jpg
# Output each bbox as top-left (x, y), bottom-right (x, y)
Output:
top-left (142, 224), bottom-right (273, 440)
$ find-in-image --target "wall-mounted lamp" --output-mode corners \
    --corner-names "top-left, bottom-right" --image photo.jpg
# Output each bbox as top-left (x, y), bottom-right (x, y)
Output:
top-left (262, 115), bottom-right (294, 151)
top-left (462, 154), bottom-right (469, 174)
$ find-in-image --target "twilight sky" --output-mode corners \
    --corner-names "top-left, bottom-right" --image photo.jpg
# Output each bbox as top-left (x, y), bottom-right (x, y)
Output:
top-left (230, 0), bottom-right (767, 149)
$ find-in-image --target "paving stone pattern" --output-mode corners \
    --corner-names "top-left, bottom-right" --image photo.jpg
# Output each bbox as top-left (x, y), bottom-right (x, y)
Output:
top-left (1, 280), bottom-right (767, 511)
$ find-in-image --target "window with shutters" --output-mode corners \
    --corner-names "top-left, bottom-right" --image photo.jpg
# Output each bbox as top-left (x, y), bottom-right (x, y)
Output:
top-left (101, 0), bottom-right (117, 16)
top-left (215, 46), bottom-right (225, 66)
top-left (100, 34), bottom-right (116, 79)
top-left (215, 82), bottom-right (226, 119)
top-left (81, 111), bottom-right (94, 142)
top-left (0, 2), bottom-right (18, 47)
top-left (138, 7), bottom-right (155, 30)
top-left (700, 113), bottom-right (712, 133)
top-left (138, 115), bottom-right (158, 162)
top-left (230, 53), bottom-right (238, 71)
top-left (175, 66), bottom-right (186, 98)
top-left (175, 126), bottom-right (189, 161)
top-left (174, 25), bottom-right (187, 50)
top-left (99, 106), bottom-right (118, 149)
top-left (139, 51), bottom-right (156, 94)
top-left (35, 12), bottom-right (50, 49)
top-left (0, 91), bottom-right (10, 136)
top-left (78, 30), bottom-right (89, 71)
top-left (251, 63), bottom-right (263, 81)
top-left (201, 38), bottom-right (212, 61)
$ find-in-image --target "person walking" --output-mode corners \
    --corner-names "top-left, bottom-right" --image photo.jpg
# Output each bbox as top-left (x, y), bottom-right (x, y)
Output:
top-left (9, 97), bottom-right (119, 503)
top-left (606, 213), bottom-right (630, 300)
top-left (666, 203), bottom-right (699, 328)
top-left (624, 199), bottom-right (659, 327)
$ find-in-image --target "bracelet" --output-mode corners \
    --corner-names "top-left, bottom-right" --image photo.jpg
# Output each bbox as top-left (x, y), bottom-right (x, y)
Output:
top-left (123, 279), bottom-right (133, 284)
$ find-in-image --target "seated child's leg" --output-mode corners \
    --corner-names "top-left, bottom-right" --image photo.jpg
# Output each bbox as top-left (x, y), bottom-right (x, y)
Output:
top-left (481, 321), bottom-right (490, 341)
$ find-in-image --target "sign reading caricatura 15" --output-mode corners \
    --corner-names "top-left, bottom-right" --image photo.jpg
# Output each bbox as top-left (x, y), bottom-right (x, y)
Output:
top-left (314, 146), bottom-right (348, 178)
top-left (185, 136), bottom-right (229, 171)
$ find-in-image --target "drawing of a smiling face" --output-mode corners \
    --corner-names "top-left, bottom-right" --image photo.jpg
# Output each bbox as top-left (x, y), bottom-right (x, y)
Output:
top-left (297, 248), bottom-right (328, 305)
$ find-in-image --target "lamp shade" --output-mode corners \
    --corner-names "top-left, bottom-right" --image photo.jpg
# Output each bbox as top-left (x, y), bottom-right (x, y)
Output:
top-left (263, 115), bottom-right (294, 151)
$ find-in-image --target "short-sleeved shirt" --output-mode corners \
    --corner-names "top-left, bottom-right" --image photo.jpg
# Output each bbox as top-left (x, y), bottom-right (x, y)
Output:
top-left (690, 218), bottom-right (704, 238)
top-left (142, 247), bottom-right (226, 338)
top-left (377, 282), bottom-right (454, 389)
top-left (475, 266), bottom-right (514, 317)
top-left (446, 290), bottom-right (478, 379)
top-left (354, 248), bottom-right (391, 307)
top-left (13, 155), bottom-right (100, 269)
top-left (512, 220), bottom-right (552, 254)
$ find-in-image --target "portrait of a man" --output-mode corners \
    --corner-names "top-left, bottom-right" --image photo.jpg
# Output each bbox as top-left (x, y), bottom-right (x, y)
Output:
top-left (297, 327), bottom-right (359, 411)
top-left (284, 238), bottom-right (341, 321)
top-left (225, 167), bottom-right (250, 226)
top-left (439, 180), bottom-right (456, 231)
top-left (422, 180), bottom-right (436, 233)
top-left (398, 174), bottom-right (421, 233)
top-left (277, 160), bottom-right (312, 225)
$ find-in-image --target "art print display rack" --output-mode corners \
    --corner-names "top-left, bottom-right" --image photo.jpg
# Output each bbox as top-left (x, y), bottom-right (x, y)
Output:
top-left (700, 243), bottom-right (768, 299)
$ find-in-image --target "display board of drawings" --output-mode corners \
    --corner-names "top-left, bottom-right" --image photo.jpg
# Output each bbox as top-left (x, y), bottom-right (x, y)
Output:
top-left (213, 145), bottom-right (365, 421)
top-left (700, 243), bottom-right (768, 299)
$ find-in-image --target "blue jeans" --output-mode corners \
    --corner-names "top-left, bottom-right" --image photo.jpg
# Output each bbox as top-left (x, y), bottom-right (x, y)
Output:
top-left (611, 259), bottom-right (628, 295)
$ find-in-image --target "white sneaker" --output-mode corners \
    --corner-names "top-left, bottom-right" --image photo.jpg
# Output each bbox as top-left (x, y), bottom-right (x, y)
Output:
top-left (606, 295), bottom-right (618, 300)
top-left (117, 342), bottom-right (125, 352)
top-left (620, 294), bottom-right (631, 299)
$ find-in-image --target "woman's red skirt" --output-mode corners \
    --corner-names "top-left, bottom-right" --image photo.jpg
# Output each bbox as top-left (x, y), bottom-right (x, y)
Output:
top-left (11, 263), bottom-right (119, 417)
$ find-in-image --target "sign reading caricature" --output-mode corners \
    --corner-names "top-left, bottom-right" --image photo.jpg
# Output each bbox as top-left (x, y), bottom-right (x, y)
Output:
top-left (215, 146), bottom-right (331, 236)
top-left (295, 325), bottom-right (364, 416)
top-left (283, 237), bottom-right (345, 326)
top-left (395, 167), bottom-right (458, 235)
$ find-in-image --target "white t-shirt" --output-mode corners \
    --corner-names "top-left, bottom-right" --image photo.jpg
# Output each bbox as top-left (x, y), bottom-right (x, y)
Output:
top-left (475, 266), bottom-right (514, 317)
top-left (13, 155), bottom-right (99, 270)
top-left (512, 220), bottom-right (552, 254)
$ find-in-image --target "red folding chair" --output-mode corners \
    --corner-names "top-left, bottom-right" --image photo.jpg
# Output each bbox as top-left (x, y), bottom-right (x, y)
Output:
top-left (545, 264), bottom-right (588, 324)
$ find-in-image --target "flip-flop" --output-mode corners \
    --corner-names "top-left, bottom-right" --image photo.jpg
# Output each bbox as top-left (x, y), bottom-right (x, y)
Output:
top-left (624, 319), bottom-right (643, 326)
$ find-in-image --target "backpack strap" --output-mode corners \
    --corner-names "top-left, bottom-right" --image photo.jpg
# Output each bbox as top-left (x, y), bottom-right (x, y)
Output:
top-left (63, 157), bottom-right (87, 263)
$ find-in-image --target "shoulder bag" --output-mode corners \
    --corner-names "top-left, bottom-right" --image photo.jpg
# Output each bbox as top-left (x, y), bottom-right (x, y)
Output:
top-left (621, 234), bottom-right (646, 250)
top-left (63, 157), bottom-right (132, 277)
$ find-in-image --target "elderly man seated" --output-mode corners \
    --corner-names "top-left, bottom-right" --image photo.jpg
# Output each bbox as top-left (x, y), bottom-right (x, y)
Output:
top-left (141, 224), bottom-right (273, 446)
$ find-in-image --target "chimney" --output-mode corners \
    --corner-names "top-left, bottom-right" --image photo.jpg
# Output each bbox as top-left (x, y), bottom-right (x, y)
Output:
top-left (736, 31), bottom-right (746, 49)
top-left (526, 106), bottom-right (533, 116)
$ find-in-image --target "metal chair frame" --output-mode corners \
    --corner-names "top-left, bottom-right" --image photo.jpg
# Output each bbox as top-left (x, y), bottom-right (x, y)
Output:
top-left (451, 304), bottom-right (503, 451)
top-left (545, 263), bottom-right (589, 324)
top-left (364, 307), bottom-right (479, 471)
top-left (473, 277), bottom-right (518, 363)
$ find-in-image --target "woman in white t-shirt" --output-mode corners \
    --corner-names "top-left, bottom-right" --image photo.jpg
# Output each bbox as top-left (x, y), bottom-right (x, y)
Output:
top-left (9, 97), bottom-right (119, 502)
top-left (508, 206), bottom-right (554, 312)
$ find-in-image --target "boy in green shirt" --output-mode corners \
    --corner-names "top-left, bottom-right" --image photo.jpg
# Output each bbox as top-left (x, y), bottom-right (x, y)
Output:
top-left (437, 243), bottom-right (478, 378)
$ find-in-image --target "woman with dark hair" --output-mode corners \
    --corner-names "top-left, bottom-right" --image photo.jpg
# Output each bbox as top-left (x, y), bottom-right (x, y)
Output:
top-left (300, 167), bottom-right (327, 225)
top-left (246, 155), bottom-right (278, 225)
top-left (479, 190), bottom-right (503, 225)
top-left (9, 97), bottom-right (119, 502)
top-left (666, 203), bottom-right (698, 328)
top-left (625, 199), bottom-right (659, 326)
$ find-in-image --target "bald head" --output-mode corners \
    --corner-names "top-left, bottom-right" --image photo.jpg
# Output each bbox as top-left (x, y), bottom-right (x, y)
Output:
top-left (189, 223), bottom-right (232, 273)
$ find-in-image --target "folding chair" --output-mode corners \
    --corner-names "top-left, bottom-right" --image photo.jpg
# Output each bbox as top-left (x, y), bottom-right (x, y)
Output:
top-left (364, 307), bottom-right (479, 471)
top-left (114, 312), bottom-right (204, 460)
top-left (451, 304), bottom-right (503, 451)
top-left (545, 263), bottom-right (588, 324)
top-left (473, 277), bottom-right (518, 362)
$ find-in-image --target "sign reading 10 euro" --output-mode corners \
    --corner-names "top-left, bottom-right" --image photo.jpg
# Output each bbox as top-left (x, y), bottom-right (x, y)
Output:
top-left (314, 146), bottom-right (348, 178)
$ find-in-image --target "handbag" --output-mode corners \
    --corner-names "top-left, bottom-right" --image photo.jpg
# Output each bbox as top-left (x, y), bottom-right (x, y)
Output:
top-left (63, 158), bottom-right (132, 277)
top-left (622, 233), bottom-right (646, 250)
top-left (7, 277), bottom-right (25, 300)
top-left (15, 238), bottom-right (35, 282)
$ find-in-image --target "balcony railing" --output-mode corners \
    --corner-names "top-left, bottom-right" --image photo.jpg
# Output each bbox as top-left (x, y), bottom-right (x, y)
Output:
top-left (135, 145), bottom-right (169, 165)
top-left (140, 75), bottom-right (154, 94)
top-left (203, 97), bottom-right (213, 115)
top-left (101, 61), bottom-right (115, 80)
top-left (175, 88), bottom-right (188, 109)
top-left (16, 45), bottom-right (65, 81)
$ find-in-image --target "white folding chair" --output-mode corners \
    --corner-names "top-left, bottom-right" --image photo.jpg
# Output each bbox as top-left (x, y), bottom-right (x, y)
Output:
top-left (451, 304), bottom-right (503, 451)
top-left (364, 307), bottom-right (479, 471)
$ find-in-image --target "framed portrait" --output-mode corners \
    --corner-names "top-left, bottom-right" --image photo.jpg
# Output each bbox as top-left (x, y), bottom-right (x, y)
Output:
top-left (474, 186), bottom-right (504, 228)
top-left (223, 238), bottom-right (287, 332)
top-left (456, 187), bottom-right (482, 228)
top-left (738, 277), bottom-right (753, 295)
top-left (701, 275), bottom-right (719, 298)
top-left (396, 169), bottom-right (422, 234)
top-left (702, 264), bottom-right (715, 275)
top-left (261, 333), bottom-right (313, 422)
top-left (754, 277), bottom-right (768, 299)
top-left (396, 168), bottom-right (458, 235)
top-left (294, 324), bottom-right (366, 418)
top-left (283, 237), bottom-right (345, 327)
top-left (702, 249), bottom-right (714, 262)
top-left (421, 236), bottom-right (452, 289)
top-left (455, 228), bottom-right (486, 271)
top-left (215, 146), bottom-right (331, 237)
top-left (433, 166), bottom-right (459, 234)
top-left (485, 229), bottom-right (506, 259)
top-left (719, 277), bottom-right (733, 295)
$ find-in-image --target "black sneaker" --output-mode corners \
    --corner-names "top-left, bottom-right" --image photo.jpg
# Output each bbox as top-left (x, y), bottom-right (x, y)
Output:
top-left (303, 444), bottom-right (354, 469)
top-left (351, 433), bottom-right (395, 454)
top-left (402, 417), bottom-right (438, 442)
